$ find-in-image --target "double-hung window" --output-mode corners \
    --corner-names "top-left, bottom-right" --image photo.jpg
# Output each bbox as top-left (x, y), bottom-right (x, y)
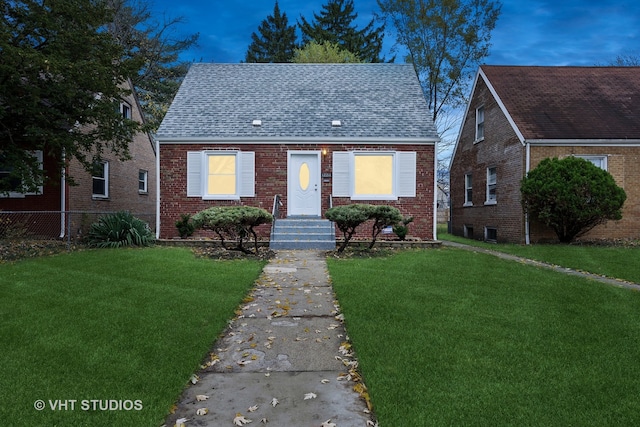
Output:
top-left (186, 151), bottom-right (255, 200)
top-left (138, 170), bottom-right (148, 194)
top-left (332, 151), bottom-right (417, 200)
top-left (464, 173), bottom-right (473, 206)
top-left (92, 161), bottom-right (109, 198)
top-left (576, 155), bottom-right (607, 171)
top-left (475, 106), bottom-right (485, 142)
top-left (121, 102), bottom-right (132, 119)
top-left (486, 167), bottom-right (497, 204)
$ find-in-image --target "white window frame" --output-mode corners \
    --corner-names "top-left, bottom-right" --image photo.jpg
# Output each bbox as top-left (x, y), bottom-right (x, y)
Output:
top-left (332, 150), bottom-right (417, 200)
top-left (485, 226), bottom-right (497, 242)
top-left (186, 151), bottom-right (255, 200)
top-left (576, 155), bottom-right (607, 171)
top-left (120, 101), bottom-right (132, 119)
top-left (92, 161), bottom-right (109, 198)
top-left (138, 170), bottom-right (148, 194)
top-left (475, 106), bottom-right (485, 142)
top-left (485, 166), bottom-right (497, 205)
top-left (352, 151), bottom-right (397, 201)
top-left (464, 173), bottom-right (473, 206)
top-left (0, 150), bottom-right (44, 198)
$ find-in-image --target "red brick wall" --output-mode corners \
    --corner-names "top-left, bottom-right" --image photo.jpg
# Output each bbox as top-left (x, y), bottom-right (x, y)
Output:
top-left (159, 143), bottom-right (435, 240)
top-left (66, 89), bottom-right (157, 234)
top-left (450, 77), bottom-right (527, 243)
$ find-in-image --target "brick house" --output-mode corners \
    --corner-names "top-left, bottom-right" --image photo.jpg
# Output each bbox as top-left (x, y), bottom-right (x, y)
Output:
top-left (0, 80), bottom-right (156, 238)
top-left (155, 63), bottom-right (439, 243)
top-left (450, 65), bottom-right (640, 243)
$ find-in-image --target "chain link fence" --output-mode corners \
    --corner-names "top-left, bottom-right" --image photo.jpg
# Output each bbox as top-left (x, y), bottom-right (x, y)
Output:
top-left (0, 211), bottom-right (156, 246)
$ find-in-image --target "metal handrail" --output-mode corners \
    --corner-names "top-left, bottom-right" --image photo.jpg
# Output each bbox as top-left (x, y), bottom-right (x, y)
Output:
top-left (271, 194), bottom-right (283, 235)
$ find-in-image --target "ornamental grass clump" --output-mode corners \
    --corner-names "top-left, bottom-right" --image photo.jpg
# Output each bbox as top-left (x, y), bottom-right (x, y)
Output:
top-left (86, 211), bottom-right (154, 248)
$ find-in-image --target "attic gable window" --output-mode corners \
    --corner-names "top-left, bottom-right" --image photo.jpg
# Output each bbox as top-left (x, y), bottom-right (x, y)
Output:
top-left (475, 106), bottom-right (485, 142)
top-left (120, 102), bottom-right (132, 119)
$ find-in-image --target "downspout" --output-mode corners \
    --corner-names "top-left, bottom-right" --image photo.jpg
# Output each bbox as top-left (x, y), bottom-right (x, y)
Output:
top-left (524, 141), bottom-right (530, 245)
top-left (59, 150), bottom-right (66, 238)
top-left (155, 138), bottom-right (161, 239)
top-left (433, 140), bottom-right (438, 240)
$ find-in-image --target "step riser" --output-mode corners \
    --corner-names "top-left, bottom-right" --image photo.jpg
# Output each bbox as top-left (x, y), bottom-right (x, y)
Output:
top-left (270, 219), bottom-right (335, 250)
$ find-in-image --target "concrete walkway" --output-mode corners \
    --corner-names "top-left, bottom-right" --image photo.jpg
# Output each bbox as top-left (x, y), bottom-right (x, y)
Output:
top-left (165, 250), bottom-right (373, 427)
top-left (442, 240), bottom-right (640, 291)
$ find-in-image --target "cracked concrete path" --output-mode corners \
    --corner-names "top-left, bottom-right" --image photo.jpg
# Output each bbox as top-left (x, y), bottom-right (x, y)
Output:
top-left (164, 250), bottom-right (373, 427)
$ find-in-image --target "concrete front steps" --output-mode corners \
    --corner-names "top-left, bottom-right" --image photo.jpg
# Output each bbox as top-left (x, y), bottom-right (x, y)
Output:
top-left (269, 217), bottom-right (336, 250)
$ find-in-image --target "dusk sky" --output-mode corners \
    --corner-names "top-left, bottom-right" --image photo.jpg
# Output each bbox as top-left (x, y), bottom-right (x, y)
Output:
top-left (151, 0), bottom-right (639, 66)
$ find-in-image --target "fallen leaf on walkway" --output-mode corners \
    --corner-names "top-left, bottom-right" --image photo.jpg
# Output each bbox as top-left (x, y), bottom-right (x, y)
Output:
top-left (196, 408), bottom-right (208, 416)
top-left (175, 417), bottom-right (188, 427)
top-left (190, 374), bottom-right (199, 384)
top-left (261, 418), bottom-right (268, 423)
top-left (195, 395), bottom-right (209, 401)
top-left (321, 420), bottom-right (336, 427)
top-left (304, 392), bottom-right (317, 400)
top-left (233, 413), bottom-right (252, 425)
top-left (248, 405), bottom-right (258, 412)
top-left (320, 379), bottom-right (330, 384)
top-left (366, 421), bottom-right (378, 426)
top-left (271, 398), bottom-right (279, 407)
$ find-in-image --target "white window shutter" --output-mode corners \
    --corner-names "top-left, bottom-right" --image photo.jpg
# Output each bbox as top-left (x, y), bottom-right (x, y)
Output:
top-left (332, 151), bottom-right (350, 197)
top-left (186, 151), bottom-right (202, 197)
top-left (239, 151), bottom-right (255, 197)
top-left (397, 151), bottom-right (416, 197)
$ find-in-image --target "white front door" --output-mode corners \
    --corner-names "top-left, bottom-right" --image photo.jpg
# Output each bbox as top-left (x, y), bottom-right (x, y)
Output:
top-left (288, 151), bottom-right (321, 216)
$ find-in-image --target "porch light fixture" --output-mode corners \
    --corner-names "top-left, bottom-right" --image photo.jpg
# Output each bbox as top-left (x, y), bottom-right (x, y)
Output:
top-left (252, 119), bottom-right (262, 127)
top-left (331, 120), bottom-right (342, 127)
top-left (322, 148), bottom-right (327, 158)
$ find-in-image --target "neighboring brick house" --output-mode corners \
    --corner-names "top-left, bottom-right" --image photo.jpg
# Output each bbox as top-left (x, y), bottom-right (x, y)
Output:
top-left (155, 63), bottom-right (439, 241)
top-left (0, 80), bottom-right (156, 238)
top-left (450, 65), bottom-right (640, 243)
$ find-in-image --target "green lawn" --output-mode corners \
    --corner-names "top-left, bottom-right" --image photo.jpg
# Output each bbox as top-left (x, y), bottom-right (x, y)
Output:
top-left (0, 247), bottom-right (264, 426)
top-left (328, 248), bottom-right (640, 426)
top-left (437, 225), bottom-right (640, 284)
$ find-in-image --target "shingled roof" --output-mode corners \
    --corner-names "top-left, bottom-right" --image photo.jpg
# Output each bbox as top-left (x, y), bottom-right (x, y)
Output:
top-left (156, 63), bottom-right (438, 141)
top-left (480, 65), bottom-right (640, 140)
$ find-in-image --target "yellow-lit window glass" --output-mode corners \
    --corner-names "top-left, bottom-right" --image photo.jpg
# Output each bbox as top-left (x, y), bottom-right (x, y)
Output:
top-left (354, 154), bottom-right (393, 195)
top-left (207, 154), bottom-right (236, 195)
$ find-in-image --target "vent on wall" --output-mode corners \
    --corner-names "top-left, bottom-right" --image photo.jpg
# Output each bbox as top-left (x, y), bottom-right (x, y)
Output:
top-left (252, 119), bottom-right (262, 127)
top-left (331, 120), bottom-right (342, 127)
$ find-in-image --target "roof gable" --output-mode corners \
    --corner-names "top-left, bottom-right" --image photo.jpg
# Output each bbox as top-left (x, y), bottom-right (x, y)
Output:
top-left (156, 63), bottom-right (438, 141)
top-left (479, 66), bottom-right (640, 141)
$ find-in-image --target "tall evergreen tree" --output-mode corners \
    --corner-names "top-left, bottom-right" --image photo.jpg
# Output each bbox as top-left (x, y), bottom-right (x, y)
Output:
top-left (299, 0), bottom-right (386, 63)
top-left (245, 1), bottom-right (297, 63)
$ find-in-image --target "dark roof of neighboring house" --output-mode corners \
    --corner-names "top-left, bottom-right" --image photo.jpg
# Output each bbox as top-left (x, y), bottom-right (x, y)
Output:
top-left (480, 65), bottom-right (640, 140)
top-left (156, 63), bottom-right (439, 141)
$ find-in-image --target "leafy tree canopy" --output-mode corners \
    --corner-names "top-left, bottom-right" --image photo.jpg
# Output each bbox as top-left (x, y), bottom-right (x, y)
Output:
top-left (521, 157), bottom-right (627, 243)
top-left (378, 0), bottom-right (501, 121)
top-left (245, 1), bottom-right (297, 63)
top-left (107, 0), bottom-right (198, 130)
top-left (0, 0), bottom-right (143, 194)
top-left (299, 0), bottom-right (387, 63)
top-left (292, 40), bottom-right (363, 63)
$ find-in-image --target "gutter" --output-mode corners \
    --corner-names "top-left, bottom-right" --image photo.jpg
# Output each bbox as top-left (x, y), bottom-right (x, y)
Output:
top-left (155, 137), bottom-right (161, 239)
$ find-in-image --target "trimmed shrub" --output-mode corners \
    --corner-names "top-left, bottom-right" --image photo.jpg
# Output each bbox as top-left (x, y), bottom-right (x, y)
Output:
top-left (175, 213), bottom-right (195, 239)
top-left (521, 157), bottom-right (627, 243)
top-left (393, 216), bottom-right (414, 241)
top-left (325, 204), bottom-right (374, 252)
top-left (191, 206), bottom-right (272, 254)
top-left (86, 211), bottom-right (154, 248)
top-left (368, 205), bottom-right (403, 249)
